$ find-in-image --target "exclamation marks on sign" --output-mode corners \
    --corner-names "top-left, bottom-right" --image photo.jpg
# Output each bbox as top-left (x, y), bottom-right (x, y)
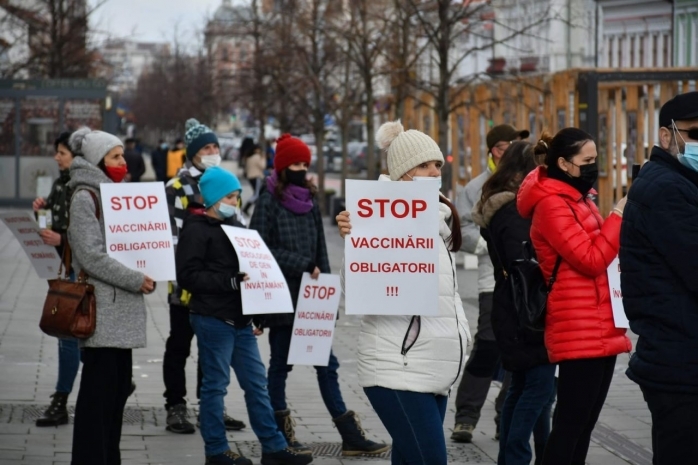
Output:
top-left (136, 260), bottom-right (146, 268)
top-left (264, 292), bottom-right (272, 300)
top-left (386, 286), bottom-right (399, 297)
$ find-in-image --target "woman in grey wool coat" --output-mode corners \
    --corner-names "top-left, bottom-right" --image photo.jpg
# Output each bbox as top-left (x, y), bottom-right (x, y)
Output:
top-left (67, 127), bottom-right (155, 465)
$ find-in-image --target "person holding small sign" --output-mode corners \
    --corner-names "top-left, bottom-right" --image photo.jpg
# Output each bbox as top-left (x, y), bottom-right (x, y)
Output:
top-left (32, 131), bottom-right (82, 428)
top-left (163, 118), bottom-right (245, 434)
top-left (250, 134), bottom-right (389, 457)
top-left (517, 128), bottom-right (632, 465)
top-left (66, 127), bottom-right (156, 465)
top-left (176, 166), bottom-right (312, 465)
top-left (336, 121), bottom-right (472, 465)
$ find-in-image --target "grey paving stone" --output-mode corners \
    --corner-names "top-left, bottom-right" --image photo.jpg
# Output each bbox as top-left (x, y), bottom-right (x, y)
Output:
top-left (0, 216), bottom-right (655, 465)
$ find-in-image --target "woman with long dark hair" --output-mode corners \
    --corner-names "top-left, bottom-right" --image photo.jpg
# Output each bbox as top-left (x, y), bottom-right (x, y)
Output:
top-left (249, 134), bottom-right (388, 457)
top-left (473, 141), bottom-right (555, 465)
top-left (517, 128), bottom-right (631, 465)
top-left (336, 121), bottom-right (471, 464)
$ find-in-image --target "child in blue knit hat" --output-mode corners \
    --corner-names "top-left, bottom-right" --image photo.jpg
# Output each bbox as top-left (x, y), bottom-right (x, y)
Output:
top-left (176, 166), bottom-right (312, 465)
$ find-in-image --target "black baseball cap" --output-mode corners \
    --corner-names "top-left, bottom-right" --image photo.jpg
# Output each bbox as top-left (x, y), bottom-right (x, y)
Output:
top-left (486, 124), bottom-right (530, 151)
top-left (659, 91), bottom-right (698, 128)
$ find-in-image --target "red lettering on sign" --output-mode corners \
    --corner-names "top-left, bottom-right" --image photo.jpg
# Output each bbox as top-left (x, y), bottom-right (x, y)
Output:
top-left (111, 195), bottom-right (159, 211)
top-left (356, 199), bottom-right (428, 219)
top-left (303, 285), bottom-right (336, 300)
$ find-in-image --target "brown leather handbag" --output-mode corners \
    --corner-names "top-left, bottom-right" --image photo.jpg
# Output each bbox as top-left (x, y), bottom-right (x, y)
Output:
top-left (39, 190), bottom-right (99, 339)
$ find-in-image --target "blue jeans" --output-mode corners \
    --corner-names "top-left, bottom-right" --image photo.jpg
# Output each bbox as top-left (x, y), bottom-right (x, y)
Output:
top-left (498, 363), bottom-right (556, 465)
top-left (190, 314), bottom-right (287, 456)
top-left (56, 337), bottom-right (81, 393)
top-left (268, 325), bottom-right (347, 418)
top-left (364, 386), bottom-right (448, 465)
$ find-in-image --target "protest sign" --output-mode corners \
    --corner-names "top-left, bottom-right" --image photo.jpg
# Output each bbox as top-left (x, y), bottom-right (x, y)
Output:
top-left (221, 225), bottom-right (293, 315)
top-left (607, 256), bottom-right (629, 328)
top-left (0, 212), bottom-right (62, 279)
top-left (100, 182), bottom-right (175, 281)
top-left (344, 179), bottom-right (440, 316)
top-left (287, 273), bottom-right (341, 366)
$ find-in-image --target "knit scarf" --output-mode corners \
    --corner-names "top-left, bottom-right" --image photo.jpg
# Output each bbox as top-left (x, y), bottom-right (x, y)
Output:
top-left (46, 169), bottom-right (72, 232)
top-left (266, 172), bottom-right (314, 214)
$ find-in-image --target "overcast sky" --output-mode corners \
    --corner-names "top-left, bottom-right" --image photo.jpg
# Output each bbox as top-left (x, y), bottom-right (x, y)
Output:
top-left (92, 0), bottom-right (233, 45)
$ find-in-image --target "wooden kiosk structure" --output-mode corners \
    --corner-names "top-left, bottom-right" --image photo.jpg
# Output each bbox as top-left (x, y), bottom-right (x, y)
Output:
top-left (396, 68), bottom-right (698, 215)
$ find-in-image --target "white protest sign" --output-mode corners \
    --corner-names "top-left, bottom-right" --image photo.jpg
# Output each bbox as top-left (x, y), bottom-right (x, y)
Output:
top-left (607, 256), bottom-right (629, 328)
top-left (287, 273), bottom-right (341, 366)
top-left (100, 182), bottom-right (175, 281)
top-left (0, 212), bottom-right (62, 279)
top-left (344, 179), bottom-right (440, 316)
top-left (221, 225), bottom-right (293, 315)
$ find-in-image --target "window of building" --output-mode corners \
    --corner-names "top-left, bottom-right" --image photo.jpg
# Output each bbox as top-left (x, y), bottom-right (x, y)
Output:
top-left (663, 33), bottom-right (670, 67)
top-left (630, 36), bottom-right (635, 68)
top-left (608, 37), bottom-right (613, 68)
top-left (639, 35), bottom-right (645, 67)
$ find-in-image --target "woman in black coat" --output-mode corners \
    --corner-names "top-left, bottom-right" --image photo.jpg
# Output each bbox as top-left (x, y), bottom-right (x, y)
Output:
top-left (472, 141), bottom-right (556, 465)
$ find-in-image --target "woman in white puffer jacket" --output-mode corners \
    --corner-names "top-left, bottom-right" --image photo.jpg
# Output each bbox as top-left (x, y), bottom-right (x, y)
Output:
top-left (337, 121), bottom-right (471, 465)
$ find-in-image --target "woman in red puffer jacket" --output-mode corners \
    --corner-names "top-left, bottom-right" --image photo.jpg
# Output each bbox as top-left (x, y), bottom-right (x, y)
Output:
top-left (517, 128), bottom-right (632, 465)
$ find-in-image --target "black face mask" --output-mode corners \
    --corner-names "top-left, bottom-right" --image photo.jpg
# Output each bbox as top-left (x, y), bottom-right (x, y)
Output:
top-left (284, 169), bottom-right (307, 187)
top-left (548, 162), bottom-right (598, 196)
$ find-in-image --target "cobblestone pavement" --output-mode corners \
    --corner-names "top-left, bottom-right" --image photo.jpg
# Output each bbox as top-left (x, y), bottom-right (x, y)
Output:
top-left (0, 211), bottom-right (652, 464)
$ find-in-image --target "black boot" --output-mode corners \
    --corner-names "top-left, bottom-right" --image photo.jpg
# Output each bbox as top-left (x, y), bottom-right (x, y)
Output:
top-left (275, 409), bottom-right (312, 455)
top-left (35, 392), bottom-right (69, 427)
top-left (333, 410), bottom-right (390, 456)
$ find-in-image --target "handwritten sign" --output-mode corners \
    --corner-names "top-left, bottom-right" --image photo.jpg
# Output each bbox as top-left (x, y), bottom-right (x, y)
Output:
top-left (287, 273), bottom-right (341, 366)
top-left (0, 212), bottom-right (62, 279)
top-left (100, 182), bottom-right (175, 281)
top-left (221, 225), bottom-right (293, 315)
top-left (607, 256), bottom-right (629, 328)
top-left (344, 179), bottom-right (439, 316)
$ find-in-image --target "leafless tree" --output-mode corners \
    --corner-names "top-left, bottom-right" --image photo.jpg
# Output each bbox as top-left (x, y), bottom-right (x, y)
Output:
top-left (0, 0), bottom-right (106, 78)
top-left (404, 0), bottom-right (552, 155)
top-left (131, 44), bottom-right (216, 137)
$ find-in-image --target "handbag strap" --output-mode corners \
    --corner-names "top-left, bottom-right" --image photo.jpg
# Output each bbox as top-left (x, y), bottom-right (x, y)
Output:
top-left (67, 189), bottom-right (101, 283)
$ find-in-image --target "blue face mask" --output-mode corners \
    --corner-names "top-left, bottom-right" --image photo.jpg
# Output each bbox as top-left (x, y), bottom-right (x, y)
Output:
top-left (216, 202), bottom-right (238, 219)
top-left (674, 120), bottom-right (698, 172)
top-left (679, 143), bottom-right (698, 172)
top-left (160, 143), bottom-right (168, 150)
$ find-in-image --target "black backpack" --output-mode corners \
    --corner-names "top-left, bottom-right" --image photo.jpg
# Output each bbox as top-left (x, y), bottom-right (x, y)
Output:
top-left (510, 242), bottom-right (562, 331)
top-left (493, 240), bottom-right (562, 332)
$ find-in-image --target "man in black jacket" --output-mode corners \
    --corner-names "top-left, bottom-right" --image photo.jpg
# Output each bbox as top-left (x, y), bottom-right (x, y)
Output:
top-left (620, 91), bottom-right (698, 465)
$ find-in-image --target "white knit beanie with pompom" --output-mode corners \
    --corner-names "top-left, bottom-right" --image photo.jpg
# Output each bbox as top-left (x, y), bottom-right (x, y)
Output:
top-left (376, 120), bottom-right (444, 181)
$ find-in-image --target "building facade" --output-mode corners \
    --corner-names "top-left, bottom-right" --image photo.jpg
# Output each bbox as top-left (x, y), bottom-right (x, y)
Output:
top-left (98, 40), bottom-right (170, 94)
top-left (596, 0), bottom-right (673, 69)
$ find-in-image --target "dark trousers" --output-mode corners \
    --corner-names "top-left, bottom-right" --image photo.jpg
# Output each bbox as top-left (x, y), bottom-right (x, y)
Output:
top-left (455, 292), bottom-right (509, 426)
top-left (163, 303), bottom-right (202, 409)
top-left (71, 348), bottom-right (132, 465)
top-left (542, 356), bottom-right (616, 465)
top-left (641, 386), bottom-right (698, 465)
top-left (267, 325), bottom-right (347, 418)
top-left (498, 364), bottom-right (556, 465)
top-left (365, 386), bottom-right (448, 465)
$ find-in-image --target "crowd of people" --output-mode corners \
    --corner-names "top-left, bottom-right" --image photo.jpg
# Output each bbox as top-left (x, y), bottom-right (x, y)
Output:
top-left (27, 90), bottom-right (698, 465)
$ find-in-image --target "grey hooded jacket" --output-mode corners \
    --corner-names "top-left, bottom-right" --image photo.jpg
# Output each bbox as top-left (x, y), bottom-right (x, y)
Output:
top-left (67, 156), bottom-right (147, 349)
top-left (455, 170), bottom-right (494, 293)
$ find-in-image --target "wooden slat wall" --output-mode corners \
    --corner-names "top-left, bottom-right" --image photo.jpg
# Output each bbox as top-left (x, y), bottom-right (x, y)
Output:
top-left (380, 70), bottom-right (695, 215)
